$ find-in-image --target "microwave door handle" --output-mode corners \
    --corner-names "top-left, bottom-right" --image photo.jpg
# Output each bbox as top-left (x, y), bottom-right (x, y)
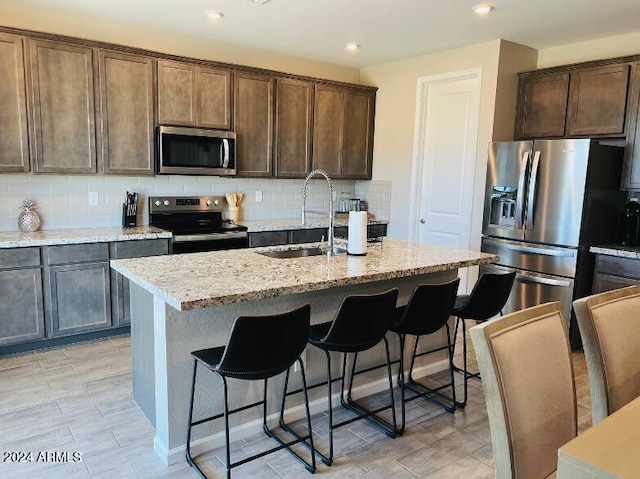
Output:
top-left (515, 151), bottom-right (529, 230)
top-left (222, 139), bottom-right (230, 168)
top-left (526, 150), bottom-right (541, 230)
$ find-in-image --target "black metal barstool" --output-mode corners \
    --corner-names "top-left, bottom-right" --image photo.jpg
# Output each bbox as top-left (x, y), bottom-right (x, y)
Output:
top-left (307, 288), bottom-right (399, 466)
top-left (452, 271), bottom-right (516, 407)
top-left (390, 278), bottom-right (460, 432)
top-left (185, 304), bottom-right (316, 479)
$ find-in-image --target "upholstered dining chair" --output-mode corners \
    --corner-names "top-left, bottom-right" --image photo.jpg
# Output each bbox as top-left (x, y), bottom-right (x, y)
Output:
top-left (573, 285), bottom-right (640, 425)
top-left (470, 302), bottom-right (577, 479)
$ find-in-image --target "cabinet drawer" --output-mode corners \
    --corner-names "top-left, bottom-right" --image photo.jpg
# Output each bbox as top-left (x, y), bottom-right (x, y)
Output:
top-left (290, 228), bottom-right (327, 244)
top-left (595, 254), bottom-right (640, 278)
top-left (248, 231), bottom-right (288, 247)
top-left (44, 243), bottom-right (109, 265)
top-left (0, 247), bottom-right (41, 269)
top-left (110, 239), bottom-right (170, 259)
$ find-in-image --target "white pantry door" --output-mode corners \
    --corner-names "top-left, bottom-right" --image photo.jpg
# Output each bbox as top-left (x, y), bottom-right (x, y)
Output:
top-left (409, 68), bottom-right (482, 292)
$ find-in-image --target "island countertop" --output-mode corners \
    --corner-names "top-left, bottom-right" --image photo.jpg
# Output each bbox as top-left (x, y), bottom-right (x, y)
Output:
top-left (111, 238), bottom-right (498, 311)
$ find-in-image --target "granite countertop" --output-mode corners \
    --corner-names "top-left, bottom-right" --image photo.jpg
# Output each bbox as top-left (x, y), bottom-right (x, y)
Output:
top-left (241, 216), bottom-right (389, 233)
top-left (0, 226), bottom-right (172, 249)
top-left (111, 238), bottom-right (498, 312)
top-left (590, 244), bottom-right (640, 259)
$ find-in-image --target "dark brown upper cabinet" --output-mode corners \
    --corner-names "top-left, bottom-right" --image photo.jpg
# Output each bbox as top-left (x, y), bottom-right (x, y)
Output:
top-left (312, 84), bottom-right (375, 179)
top-left (622, 63), bottom-right (640, 189)
top-left (566, 64), bottom-right (630, 136)
top-left (29, 39), bottom-right (97, 174)
top-left (274, 78), bottom-right (313, 178)
top-left (97, 50), bottom-right (155, 175)
top-left (515, 74), bottom-right (569, 139)
top-left (157, 60), bottom-right (232, 130)
top-left (234, 72), bottom-right (274, 177)
top-left (0, 33), bottom-right (30, 173)
top-left (516, 63), bottom-right (631, 140)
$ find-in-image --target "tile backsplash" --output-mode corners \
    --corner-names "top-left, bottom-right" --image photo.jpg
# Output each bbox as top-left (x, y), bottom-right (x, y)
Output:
top-left (0, 175), bottom-right (391, 232)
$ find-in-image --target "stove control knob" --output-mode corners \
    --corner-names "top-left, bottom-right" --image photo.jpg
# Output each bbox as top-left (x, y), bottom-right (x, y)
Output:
top-left (206, 199), bottom-right (213, 206)
top-left (163, 200), bottom-right (170, 206)
top-left (213, 199), bottom-right (219, 206)
top-left (154, 200), bottom-right (161, 207)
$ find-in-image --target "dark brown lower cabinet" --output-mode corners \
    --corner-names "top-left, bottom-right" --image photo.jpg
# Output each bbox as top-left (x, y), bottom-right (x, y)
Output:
top-left (593, 254), bottom-right (640, 293)
top-left (45, 262), bottom-right (112, 337)
top-left (0, 268), bottom-right (44, 345)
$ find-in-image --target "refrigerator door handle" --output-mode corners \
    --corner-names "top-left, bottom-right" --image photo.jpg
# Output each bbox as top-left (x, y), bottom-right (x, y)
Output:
top-left (515, 272), bottom-right (572, 288)
top-left (515, 151), bottom-right (529, 230)
top-left (482, 237), bottom-right (577, 257)
top-left (526, 150), bottom-right (541, 230)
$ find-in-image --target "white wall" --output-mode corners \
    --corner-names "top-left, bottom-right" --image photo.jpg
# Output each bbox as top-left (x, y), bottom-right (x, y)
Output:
top-left (0, 175), bottom-right (362, 231)
top-left (538, 31), bottom-right (640, 68)
top-left (0, 0), bottom-right (360, 83)
top-left (360, 40), bottom-right (503, 246)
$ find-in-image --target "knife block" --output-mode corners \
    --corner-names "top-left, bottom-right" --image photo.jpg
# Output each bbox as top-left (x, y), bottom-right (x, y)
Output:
top-left (122, 203), bottom-right (137, 227)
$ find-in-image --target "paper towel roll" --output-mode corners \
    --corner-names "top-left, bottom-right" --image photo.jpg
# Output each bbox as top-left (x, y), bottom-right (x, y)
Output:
top-left (348, 211), bottom-right (368, 255)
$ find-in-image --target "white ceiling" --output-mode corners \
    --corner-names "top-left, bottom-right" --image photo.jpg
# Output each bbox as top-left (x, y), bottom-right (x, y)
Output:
top-left (14, 0), bottom-right (640, 68)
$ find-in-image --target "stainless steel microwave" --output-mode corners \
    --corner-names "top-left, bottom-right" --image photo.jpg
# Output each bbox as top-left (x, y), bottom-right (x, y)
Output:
top-left (157, 126), bottom-right (236, 176)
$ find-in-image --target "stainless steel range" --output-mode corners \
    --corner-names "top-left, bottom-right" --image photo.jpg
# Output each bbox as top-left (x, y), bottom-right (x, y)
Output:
top-left (149, 196), bottom-right (248, 254)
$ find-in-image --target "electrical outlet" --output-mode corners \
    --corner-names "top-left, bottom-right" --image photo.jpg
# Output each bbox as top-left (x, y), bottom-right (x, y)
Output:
top-left (88, 192), bottom-right (99, 207)
top-left (255, 191), bottom-right (263, 203)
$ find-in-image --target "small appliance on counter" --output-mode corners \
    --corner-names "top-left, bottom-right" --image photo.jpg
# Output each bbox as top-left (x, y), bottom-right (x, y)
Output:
top-left (620, 198), bottom-right (640, 246)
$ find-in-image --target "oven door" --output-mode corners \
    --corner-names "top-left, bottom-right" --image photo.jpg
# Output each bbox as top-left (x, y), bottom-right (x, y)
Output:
top-left (172, 232), bottom-right (249, 254)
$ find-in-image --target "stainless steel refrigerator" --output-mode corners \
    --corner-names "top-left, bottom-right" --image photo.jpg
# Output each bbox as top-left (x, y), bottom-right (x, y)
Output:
top-left (480, 139), bottom-right (626, 347)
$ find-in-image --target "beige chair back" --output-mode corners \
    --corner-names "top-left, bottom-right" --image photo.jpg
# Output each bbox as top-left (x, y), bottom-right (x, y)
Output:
top-left (470, 302), bottom-right (577, 479)
top-left (573, 285), bottom-right (640, 425)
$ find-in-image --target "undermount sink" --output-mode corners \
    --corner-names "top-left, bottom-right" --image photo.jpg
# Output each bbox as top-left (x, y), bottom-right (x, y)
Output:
top-left (258, 247), bottom-right (325, 259)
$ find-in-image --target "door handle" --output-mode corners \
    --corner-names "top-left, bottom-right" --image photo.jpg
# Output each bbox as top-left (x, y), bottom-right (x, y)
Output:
top-left (526, 150), bottom-right (541, 230)
top-left (420, 219), bottom-right (426, 224)
top-left (516, 151), bottom-right (529, 230)
top-left (515, 273), bottom-right (572, 288)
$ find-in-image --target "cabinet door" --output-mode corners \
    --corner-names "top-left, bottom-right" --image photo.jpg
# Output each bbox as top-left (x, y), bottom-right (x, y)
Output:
top-left (29, 39), bottom-right (97, 173)
top-left (342, 89), bottom-right (374, 179)
top-left (234, 72), bottom-right (274, 177)
top-left (624, 64), bottom-right (640, 189)
top-left (158, 60), bottom-right (196, 126)
top-left (197, 66), bottom-right (232, 130)
top-left (0, 33), bottom-right (29, 173)
top-left (593, 273), bottom-right (640, 293)
top-left (567, 65), bottom-right (630, 136)
top-left (98, 50), bottom-right (154, 175)
top-left (45, 262), bottom-right (111, 337)
top-left (515, 74), bottom-right (569, 139)
top-left (275, 78), bottom-right (312, 178)
top-left (109, 239), bottom-right (169, 326)
top-left (312, 84), bottom-right (345, 176)
top-left (0, 268), bottom-right (44, 345)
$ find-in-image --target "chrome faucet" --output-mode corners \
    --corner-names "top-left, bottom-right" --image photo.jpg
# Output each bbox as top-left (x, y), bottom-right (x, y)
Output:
top-left (302, 169), bottom-right (335, 255)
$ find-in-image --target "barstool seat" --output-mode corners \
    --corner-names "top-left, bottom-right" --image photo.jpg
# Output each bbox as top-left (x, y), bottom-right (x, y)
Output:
top-left (185, 304), bottom-right (316, 479)
top-left (390, 278), bottom-right (460, 431)
top-left (452, 271), bottom-right (516, 407)
top-left (307, 288), bottom-right (399, 466)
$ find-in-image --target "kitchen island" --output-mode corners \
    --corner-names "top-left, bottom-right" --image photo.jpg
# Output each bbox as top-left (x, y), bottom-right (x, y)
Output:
top-left (110, 238), bottom-right (497, 464)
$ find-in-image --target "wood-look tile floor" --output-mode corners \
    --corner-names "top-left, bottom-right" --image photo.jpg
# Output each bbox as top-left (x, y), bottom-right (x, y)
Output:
top-left (0, 335), bottom-right (591, 478)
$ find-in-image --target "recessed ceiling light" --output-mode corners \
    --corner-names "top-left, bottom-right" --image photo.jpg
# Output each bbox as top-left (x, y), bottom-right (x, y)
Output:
top-left (472, 3), bottom-right (494, 14)
top-left (206, 11), bottom-right (224, 20)
top-left (245, 0), bottom-right (271, 3)
top-left (345, 42), bottom-right (361, 52)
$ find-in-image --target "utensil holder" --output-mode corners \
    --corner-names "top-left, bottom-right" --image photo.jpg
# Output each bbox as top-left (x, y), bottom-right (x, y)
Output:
top-left (228, 206), bottom-right (240, 223)
top-left (122, 203), bottom-right (137, 227)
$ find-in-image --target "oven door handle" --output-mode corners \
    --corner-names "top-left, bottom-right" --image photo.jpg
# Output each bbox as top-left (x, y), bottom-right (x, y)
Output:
top-left (173, 232), bottom-right (248, 242)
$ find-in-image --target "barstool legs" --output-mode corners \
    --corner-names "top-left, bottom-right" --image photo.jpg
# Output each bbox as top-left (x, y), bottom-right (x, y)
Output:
top-left (185, 357), bottom-right (317, 478)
